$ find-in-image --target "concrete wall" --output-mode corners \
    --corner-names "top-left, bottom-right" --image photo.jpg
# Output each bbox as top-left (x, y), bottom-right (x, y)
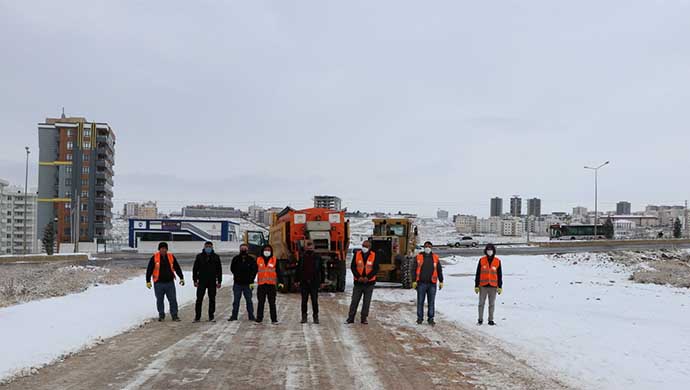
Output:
top-left (136, 240), bottom-right (241, 254)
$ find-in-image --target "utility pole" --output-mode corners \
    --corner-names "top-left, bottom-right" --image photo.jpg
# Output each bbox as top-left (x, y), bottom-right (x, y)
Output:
top-left (23, 146), bottom-right (30, 254)
top-left (585, 161), bottom-right (610, 238)
top-left (685, 200), bottom-right (689, 238)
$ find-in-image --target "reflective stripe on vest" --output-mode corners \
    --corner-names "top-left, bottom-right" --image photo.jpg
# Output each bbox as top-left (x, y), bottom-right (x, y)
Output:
top-left (355, 251), bottom-right (377, 282)
top-left (257, 256), bottom-right (278, 285)
top-left (153, 252), bottom-right (176, 283)
top-left (479, 256), bottom-right (500, 287)
top-left (415, 253), bottom-right (439, 284)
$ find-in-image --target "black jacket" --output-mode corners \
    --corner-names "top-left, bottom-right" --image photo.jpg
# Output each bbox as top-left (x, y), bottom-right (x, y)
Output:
top-left (193, 251), bottom-right (223, 284)
top-left (413, 252), bottom-right (444, 284)
top-left (146, 253), bottom-right (184, 283)
top-left (297, 251), bottom-right (324, 285)
top-left (231, 253), bottom-right (258, 285)
top-left (351, 250), bottom-right (379, 285)
top-left (474, 256), bottom-right (503, 288)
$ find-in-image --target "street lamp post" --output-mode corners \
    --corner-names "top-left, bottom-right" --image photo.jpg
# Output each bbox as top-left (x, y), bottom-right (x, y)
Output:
top-left (584, 161), bottom-right (610, 238)
top-left (24, 146), bottom-right (30, 254)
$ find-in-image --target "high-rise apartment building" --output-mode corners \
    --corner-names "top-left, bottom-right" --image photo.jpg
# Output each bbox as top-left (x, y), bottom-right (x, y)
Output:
top-left (616, 201), bottom-right (632, 215)
top-left (527, 198), bottom-right (542, 217)
top-left (490, 197), bottom-right (503, 217)
top-left (0, 179), bottom-right (38, 254)
top-left (510, 196), bottom-right (522, 217)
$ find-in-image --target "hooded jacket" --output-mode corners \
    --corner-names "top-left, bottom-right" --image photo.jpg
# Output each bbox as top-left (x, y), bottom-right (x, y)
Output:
top-left (475, 244), bottom-right (502, 288)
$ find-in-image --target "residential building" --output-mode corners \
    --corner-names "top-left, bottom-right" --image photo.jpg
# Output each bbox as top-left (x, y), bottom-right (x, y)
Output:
top-left (263, 207), bottom-right (283, 226)
top-left (437, 209), bottom-right (449, 220)
top-left (454, 214), bottom-right (477, 233)
top-left (510, 196), bottom-right (522, 217)
top-left (0, 179), bottom-right (38, 254)
top-left (527, 198), bottom-right (541, 217)
top-left (314, 195), bottom-right (342, 211)
top-left (248, 205), bottom-right (266, 223)
top-left (139, 201), bottom-right (158, 219)
top-left (123, 202), bottom-right (139, 218)
top-left (501, 217), bottom-right (524, 236)
top-left (490, 197), bottom-right (503, 217)
top-left (616, 201), bottom-right (632, 215)
top-left (37, 113), bottom-right (116, 245)
top-left (182, 205), bottom-right (241, 219)
top-left (610, 215), bottom-right (659, 227)
top-left (476, 217), bottom-right (502, 234)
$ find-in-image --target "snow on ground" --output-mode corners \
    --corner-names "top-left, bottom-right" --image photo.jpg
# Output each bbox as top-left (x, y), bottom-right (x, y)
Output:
top-left (0, 271), bottom-right (210, 382)
top-left (375, 254), bottom-right (690, 389)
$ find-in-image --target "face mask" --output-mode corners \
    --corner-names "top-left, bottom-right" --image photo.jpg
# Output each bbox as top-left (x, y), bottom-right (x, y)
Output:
top-left (240, 248), bottom-right (248, 254)
top-left (263, 251), bottom-right (272, 257)
top-left (204, 247), bottom-right (213, 254)
top-left (424, 247), bottom-right (432, 254)
top-left (361, 247), bottom-right (369, 253)
top-left (486, 250), bottom-right (494, 257)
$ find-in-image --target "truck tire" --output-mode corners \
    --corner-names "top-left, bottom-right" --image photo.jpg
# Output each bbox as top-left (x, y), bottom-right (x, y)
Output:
top-left (337, 261), bottom-right (346, 292)
top-left (401, 257), bottom-right (414, 289)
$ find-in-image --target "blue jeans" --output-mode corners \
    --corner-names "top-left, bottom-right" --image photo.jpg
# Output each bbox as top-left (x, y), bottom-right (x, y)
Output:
top-left (232, 284), bottom-right (255, 320)
top-left (154, 281), bottom-right (178, 317)
top-left (416, 282), bottom-right (437, 321)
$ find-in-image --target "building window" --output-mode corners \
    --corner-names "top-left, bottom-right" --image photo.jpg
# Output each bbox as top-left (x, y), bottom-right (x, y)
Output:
top-left (81, 179), bottom-right (89, 187)
top-left (65, 203), bottom-right (71, 209)
top-left (82, 166), bottom-right (89, 174)
top-left (83, 153), bottom-right (89, 161)
top-left (66, 153), bottom-right (72, 161)
top-left (84, 129), bottom-right (91, 137)
top-left (81, 191), bottom-right (88, 198)
top-left (67, 141), bottom-right (74, 150)
top-left (66, 130), bottom-right (72, 137)
top-left (65, 166), bottom-right (72, 175)
top-left (65, 178), bottom-right (72, 186)
top-left (83, 142), bottom-right (91, 149)
top-left (81, 203), bottom-right (88, 211)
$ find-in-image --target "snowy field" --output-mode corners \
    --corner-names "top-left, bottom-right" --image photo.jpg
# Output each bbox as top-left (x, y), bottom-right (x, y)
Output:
top-left (375, 254), bottom-right (690, 389)
top-left (0, 271), bottom-right (202, 382)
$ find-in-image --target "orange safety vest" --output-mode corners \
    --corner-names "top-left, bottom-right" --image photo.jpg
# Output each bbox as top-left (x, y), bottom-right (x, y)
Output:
top-left (152, 251), bottom-right (176, 283)
top-left (416, 253), bottom-right (439, 284)
top-left (257, 256), bottom-right (278, 285)
top-left (355, 250), bottom-right (377, 282)
top-left (479, 256), bottom-right (500, 287)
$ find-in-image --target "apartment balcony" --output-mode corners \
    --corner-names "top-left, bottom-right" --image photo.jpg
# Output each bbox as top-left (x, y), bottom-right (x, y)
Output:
top-left (95, 172), bottom-right (114, 186)
top-left (95, 208), bottom-right (113, 217)
top-left (95, 197), bottom-right (114, 207)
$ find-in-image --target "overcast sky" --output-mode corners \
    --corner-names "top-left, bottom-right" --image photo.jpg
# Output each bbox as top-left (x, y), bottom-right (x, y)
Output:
top-left (1, 0), bottom-right (689, 216)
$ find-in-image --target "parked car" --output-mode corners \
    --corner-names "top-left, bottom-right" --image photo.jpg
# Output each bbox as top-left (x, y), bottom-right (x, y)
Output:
top-left (448, 236), bottom-right (479, 248)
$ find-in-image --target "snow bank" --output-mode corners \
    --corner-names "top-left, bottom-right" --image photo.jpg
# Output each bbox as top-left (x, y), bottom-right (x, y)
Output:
top-left (0, 271), bottom-right (198, 382)
top-left (376, 255), bottom-right (690, 389)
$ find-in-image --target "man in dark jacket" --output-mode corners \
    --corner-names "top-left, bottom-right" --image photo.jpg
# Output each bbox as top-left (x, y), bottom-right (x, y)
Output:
top-left (229, 243), bottom-right (258, 321)
top-left (474, 243), bottom-right (503, 326)
top-left (346, 240), bottom-right (379, 325)
top-left (146, 242), bottom-right (185, 322)
top-left (297, 240), bottom-right (324, 324)
top-left (192, 241), bottom-right (223, 322)
top-left (412, 241), bottom-right (444, 326)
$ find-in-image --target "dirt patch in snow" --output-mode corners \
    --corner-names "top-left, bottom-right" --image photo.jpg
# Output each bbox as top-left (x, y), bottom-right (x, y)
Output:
top-left (550, 250), bottom-right (690, 288)
top-left (0, 262), bottom-right (139, 308)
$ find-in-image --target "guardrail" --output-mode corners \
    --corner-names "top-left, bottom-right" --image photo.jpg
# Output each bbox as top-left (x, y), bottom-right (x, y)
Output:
top-left (535, 239), bottom-right (690, 248)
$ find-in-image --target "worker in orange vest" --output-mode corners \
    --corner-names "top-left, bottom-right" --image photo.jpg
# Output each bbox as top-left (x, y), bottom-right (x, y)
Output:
top-left (412, 241), bottom-right (443, 326)
top-left (346, 240), bottom-right (379, 325)
top-left (255, 244), bottom-right (284, 324)
top-left (146, 242), bottom-right (185, 322)
top-left (474, 243), bottom-right (503, 326)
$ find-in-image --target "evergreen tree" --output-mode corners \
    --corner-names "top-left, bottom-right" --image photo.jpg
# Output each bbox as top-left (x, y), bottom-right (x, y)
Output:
top-left (603, 217), bottom-right (614, 239)
top-left (42, 222), bottom-right (56, 255)
top-left (673, 217), bottom-right (682, 239)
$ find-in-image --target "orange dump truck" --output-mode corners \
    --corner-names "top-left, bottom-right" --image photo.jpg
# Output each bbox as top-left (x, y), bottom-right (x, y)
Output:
top-left (244, 207), bottom-right (350, 292)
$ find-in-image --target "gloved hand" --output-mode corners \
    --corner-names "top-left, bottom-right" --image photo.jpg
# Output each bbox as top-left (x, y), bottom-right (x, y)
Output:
top-left (249, 283), bottom-right (255, 290)
top-left (194, 281), bottom-right (199, 288)
top-left (179, 279), bottom-right (185, 286)
top-left (439, 282), bottom-right (444, 290)
top-left (474, 287), bottom-right (480, 294)
top-left (497, 287), bottom-right (503, 295)
top-left (146, 282), bottom-right (152, 289)
top-left (412, 282), bottom-right (417, 289)
top-left (278, 283), bottom-right (284, 290)
top-left (216, 283), bottom-right (221, 289)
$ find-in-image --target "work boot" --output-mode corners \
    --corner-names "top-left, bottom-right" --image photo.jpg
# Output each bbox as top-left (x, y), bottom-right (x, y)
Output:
top-left (477, 319), bottom-right (483, 325)
top-left (172, 315), bottom-right (181, 322)
top-left (158, 314), bottom-right (165, 322)
top-left (301, 316), bottom-right (308, 324)
top-left (313, 316), bottom-right (319, 324)
top-left (361, 318), bottom-right (368, 325)
top-left (488, 321), bottom-right (496, 326)
top-left (345, 319), bottom-right (354, 324)
top-left (428, 319), bottom-right (436, 326)
top-left (416, 319), bottom-right (423, 325)
top-left (193, 318), bottom-right (200, 323)
top-left (209, 316), bottom-right (216, 322)
top-left (228, 316), bottom-right (238, 322)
